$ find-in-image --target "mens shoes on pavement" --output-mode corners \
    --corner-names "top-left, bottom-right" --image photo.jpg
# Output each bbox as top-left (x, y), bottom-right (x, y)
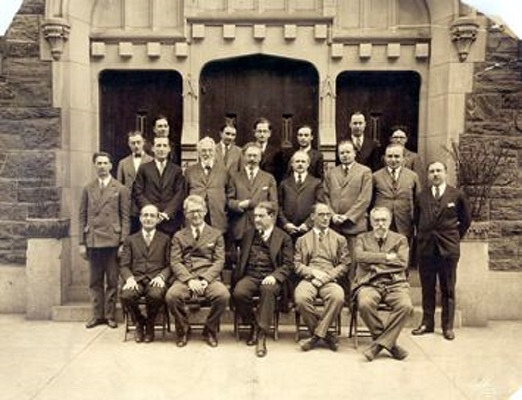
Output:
top-left (443, 329), bottom-right (455, 340)
top-left (300, 335), bottom-right (321, 352)
top-left (411, 324), bottom-right (434, 336)
top-left (85, 318), bottom-right (106, 329)
top-left (363, 343), bottom-right (383, 362)
top-left (389, 345), bottom-right (409, 360)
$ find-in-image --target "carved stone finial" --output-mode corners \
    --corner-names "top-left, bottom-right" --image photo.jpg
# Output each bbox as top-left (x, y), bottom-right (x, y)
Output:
top-left (42, 18), bottom-right (71, 61)
top-left (450, 17), bottom-right (479, 62)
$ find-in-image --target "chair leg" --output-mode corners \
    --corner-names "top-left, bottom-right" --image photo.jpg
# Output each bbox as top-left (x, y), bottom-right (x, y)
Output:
top-left (294, 310), bottom-right (301, 342)
top-left (353, 311), bottom-right (359, 349)
top-left (234, 312), bottom-right (240, 341)
top-left (273, 311), bottom-right (279, 341)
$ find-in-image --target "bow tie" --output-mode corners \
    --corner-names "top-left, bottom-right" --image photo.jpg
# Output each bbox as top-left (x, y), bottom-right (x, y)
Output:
top-left (134, 153), bottom-right (142, 158)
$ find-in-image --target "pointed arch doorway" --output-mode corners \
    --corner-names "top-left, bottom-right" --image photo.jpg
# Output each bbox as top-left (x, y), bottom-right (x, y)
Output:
top-left (199, 54), bottom-right (319, 150)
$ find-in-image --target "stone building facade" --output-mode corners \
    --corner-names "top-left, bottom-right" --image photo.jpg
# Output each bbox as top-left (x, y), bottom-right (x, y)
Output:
top-left (0, 0), bottom-right (520, 320)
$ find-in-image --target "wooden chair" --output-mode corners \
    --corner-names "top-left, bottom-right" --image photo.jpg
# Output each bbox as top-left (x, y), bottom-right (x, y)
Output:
top-left (294, 298), bottom-right (342, 342)
top-left (233, 295), bottom-right (281, 341)
top-left (348, 298), bottom-right (393, 348)
top-left (122, 296), bottom-right (170, 342)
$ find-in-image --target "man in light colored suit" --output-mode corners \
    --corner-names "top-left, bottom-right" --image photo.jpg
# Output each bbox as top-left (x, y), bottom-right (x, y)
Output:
top-left (117, 131), bottom-right (153, 233)
top-left (352, 206), bottom-right (413, 362)
top-left (325, 140), bottom-right (372, 269)
top-left (79, 152), bottom-right (130, 329)
top-left (233, 201), bottom-right (293, 357)
top-left (133, 136), bottom-right (185, 236)
top-left (185, 137), bottom-right (228, 233)
top-left (119, 204), bottom-right (171, 343)
top-left (166, 195), bottom-right (230, 348)
top-left (279, 150), bottom-right (325, 241)
top-left (373, 143), bottom-right (421, 241)
top-left (294, 203), bottom-right (350, 352)
top-left (227, 142), bottom-right (278, 243)
top-left (390, 126), bottom-right (425, 185)
top-left (215, 123), bottom-right (242, 174)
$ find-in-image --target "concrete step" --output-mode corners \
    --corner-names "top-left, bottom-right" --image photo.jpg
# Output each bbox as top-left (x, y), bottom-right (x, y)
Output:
top-left (52, 302), bottom-right (461, 329)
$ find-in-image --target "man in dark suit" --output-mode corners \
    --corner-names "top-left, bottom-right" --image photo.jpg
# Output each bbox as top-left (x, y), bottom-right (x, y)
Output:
top-left (412, 161), bottom-right (471, 340)
top-left (227, 142), bottom-right (278, 244)
top-left (278, 150), bottom-right (325, 241)
top-left (119, 204), bottom-right (171, 343)
top-left (233, 201), bottom-right (293, 357)
top-left (341, 112), bottom-right (382, 171)
top-left (215, 123), bottom-right (242, 174)
top-left (185, 137), bottom-right (228, 233)
top-left (133, 136), bottom-right (185, 237)
top-left (150, 114), bottom-right (179, 165)
top-left (352, 206), bottom-right (413, 362)
top-left (325, 140), bottom-right (373, 268)
top-left (285, 125), bottom-right (324, 180)
top-left (117, 131), bottom-right (153, 233)
top-left (294, 203), bottom-right (350, 352)
top-left (253, 117), bottom-right (285, 183)
top-left (79, 152), bottom-right (130, 329)
top-left (166, 195), bottom-right (230, 348)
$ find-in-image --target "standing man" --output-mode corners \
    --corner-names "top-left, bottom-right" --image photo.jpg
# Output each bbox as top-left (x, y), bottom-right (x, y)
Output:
top-left (325, 140), bottom-right (372, 270)
top-left (342, 112), bottom-right (382, 171)
top-left (117, 131), bottom-right (153, 233)
top-left (185, 137), bottom-right (228, 233)
top-left (133, 136), bottom-right (185, 237)
top-left (253, 117), bottom-right (284, 183)
top-left (294, 203), bottom-right (350, 352)
top-left (166, 195), bottom-right (230, 348)
top-left (286, 125), bottom-right (324, 180)
top-left (232, 201), bottom-right (293, 357)
top-left (119, 204), bottom-right (171, 343)
top-left (227, 142), bottom-right (278, 245)
top-left (352, 207), bottom-right (413, 362)
top-left (412, 161), bottom-right (471, 340)
top-left (79, 152), bottom-right (130, 329)
top-left (390, 126), bottom-right (425, 183)
top-left (150, 114), bottom-right (179, 165)
top-left (372, 144), bottom-right (421, 244)
top-left (279, 150), bottom-right (325, 241)
top-left (215, 123), bottom-right (242, 174)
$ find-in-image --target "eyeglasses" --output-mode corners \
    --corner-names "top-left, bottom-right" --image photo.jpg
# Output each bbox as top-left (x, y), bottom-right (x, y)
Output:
top-left (186, 209), bottom-right (205, 215)
top-left (392, 136), bottom-right (407, 139)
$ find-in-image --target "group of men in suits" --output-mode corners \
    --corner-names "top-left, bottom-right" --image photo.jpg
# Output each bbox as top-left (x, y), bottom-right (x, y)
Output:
top-left (78, 111), bottom-right (471, 361)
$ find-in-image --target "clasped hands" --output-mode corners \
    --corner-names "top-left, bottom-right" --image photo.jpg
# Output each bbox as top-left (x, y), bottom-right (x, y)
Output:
top-left (188, 278), bottom-right (209, 296)
top-left (310, 269), bottom-right (331, 288)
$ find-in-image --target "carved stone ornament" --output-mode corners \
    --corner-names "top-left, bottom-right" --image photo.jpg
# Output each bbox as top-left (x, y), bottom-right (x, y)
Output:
top-left (42, 18), bottom-right (71, 61)
top-left (450, 17), bottom-right (479, 62)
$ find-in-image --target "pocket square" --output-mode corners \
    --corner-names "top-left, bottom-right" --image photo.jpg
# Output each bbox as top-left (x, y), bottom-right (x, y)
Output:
top-left (262, 186), bottom-right (269, 191)
top-left (447, 202), bottom-right (456, 208)
top-left (207, 242), bottom-right (215, 247)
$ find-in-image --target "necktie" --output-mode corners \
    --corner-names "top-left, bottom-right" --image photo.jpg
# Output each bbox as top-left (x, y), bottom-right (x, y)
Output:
top-left (258, 229), bottom-right (265, 241)
top-left (344, 165), bottom-right (349, 176)
top-left (224, 145), bottom-right (229, 166)
top-left (144, 232), bottom-right (152, 247)
top-left (248, 168), bottom-right (255, 182)
top-left (355, 137), bottom-right (362, 150)
top-left (158, 161), bottom-right (165, 176)
top-left (99, 180), bottom-right (105, 193)
top-left (204, 165), bottom-right (211, 175)
top-left (434, 185), bottom-right (441, 200)
top-left (194, 227), bottom-right (201, 242)
top-left (391, 169), bottom-right (398, 182)
top-left (318, 230), bottom-right (324, 242)
top-left (134, 153), bottom-right (142, 158)
top-left (296, 173), bottom-right (303, 186)
top-left (377, 237), bottom-right (384, 249)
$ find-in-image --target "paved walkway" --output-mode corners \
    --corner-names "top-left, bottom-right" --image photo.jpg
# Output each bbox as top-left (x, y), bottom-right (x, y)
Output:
top-left (1, 314), bottom-right (522, 400)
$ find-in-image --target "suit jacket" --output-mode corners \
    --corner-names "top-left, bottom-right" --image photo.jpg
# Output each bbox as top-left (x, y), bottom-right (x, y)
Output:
top-left (79, 177), bottom-right (130, 248)
top-left (403, 149), bottom-right (425, 186)
top-left (170, 224), bottom-right (225, 283)
top-left (356, 137), bottom-right (382, 172)
top-left (117, 153), bottom-right (153, 215)
top-left (372, 167), bottom-right (421, 238)
top-left (227, 168), bottom-right (278, 241)
top-left (133, 160), bottom-right (185, 234)
top-left (414, 185), bottom-right (472, 258)
top-left (278, 174), bottom-right (326, 229)
top-left (215, 142), bottom-right (242, 174)
top-left (260, 143), bottom-right (285, 183)
top-left (325, 162), bottom-right (373, 235)
top-left (119, 230), bottom-right (172, 283)
top-left (351, 230), bottom-right (409, 295)
top-left (285, 148), bottom-right (324, 180)
top-left (294, 229), bottom-right (350, 284)
top-left (234, 226), bottom-right (293, 284)
top-left (185, 162), bottom-right (229, 232)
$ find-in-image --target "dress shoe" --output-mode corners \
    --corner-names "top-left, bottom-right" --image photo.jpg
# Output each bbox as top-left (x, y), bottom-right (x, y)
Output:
top-left (107, 319), bottom-right (118, 329)
top-left (443, 329), bottom-right (455, 340)
top-left (203, 329), bottom-right (218, 348)
top-left (411, 324), bottom-right (434, 336)
top-left (134, 323), bottom-right (144, 343)
top-left (389, 345), bottom-right (409, 360)
top-left (144, 322), bottom-right (155, 343)
top-left (246, 325), bottom-right (258, 346)
top-left (85, 318), bottom-right (106, 329)
top-left (301, 335), bottom-right (321, 352)
top-left (256, 331), bottom-right (267, 358)
top-left (324, 333), bottom-right (339, 352)
top-left (176, 331), bottom-right (189, 347)
top-left (363, 343), bottom-right (383, 362)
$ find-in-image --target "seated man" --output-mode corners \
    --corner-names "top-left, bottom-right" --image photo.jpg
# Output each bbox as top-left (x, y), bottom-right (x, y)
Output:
top-left (232, 201), bottom-right (293, 358)
top-left (294, 203), bottom-right (350, 352)
top-left (119, 204), bottom-right (171, 343)
top-left (352, 206), bottom-right (413, 362)
top-left (166, 195), bottom-right (230, 348)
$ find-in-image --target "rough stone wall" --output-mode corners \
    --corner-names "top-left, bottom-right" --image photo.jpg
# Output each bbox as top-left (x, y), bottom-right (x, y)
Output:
top-left (0, 0), bottom-right (61, 265)
top-left (465, 28), bottom-right (522, 271)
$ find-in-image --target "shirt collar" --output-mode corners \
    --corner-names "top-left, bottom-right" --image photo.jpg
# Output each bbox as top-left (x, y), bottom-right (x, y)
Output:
top-left (98, 176), bottom-right (111, 186)
top-left (142, 228), bottom-right (156, 239)
top-left (191, 223), bottom-right (205, 235)
top-left (432, 183), bottom-right (447, 196)
top-left (300, 145), bottom-right (312, 153)
top-left (294, 171), bottom-right (307, 180)
top-left (245, 166), bottom-right (259, 176)
top-left (388, 166), bottom-right (401, 174)
top-left (262, 225), bottom-right (274, 241)
top-left (313, 227), bottom-right (328, 236)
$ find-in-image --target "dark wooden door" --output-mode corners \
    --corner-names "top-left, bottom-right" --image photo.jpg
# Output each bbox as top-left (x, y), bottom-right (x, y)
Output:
top-left (200, 55), bottom-right (319, 150)
top-left (99, 70), bottom-right (183, 166)
top-left (336, 71), bottom-right (421, 151)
